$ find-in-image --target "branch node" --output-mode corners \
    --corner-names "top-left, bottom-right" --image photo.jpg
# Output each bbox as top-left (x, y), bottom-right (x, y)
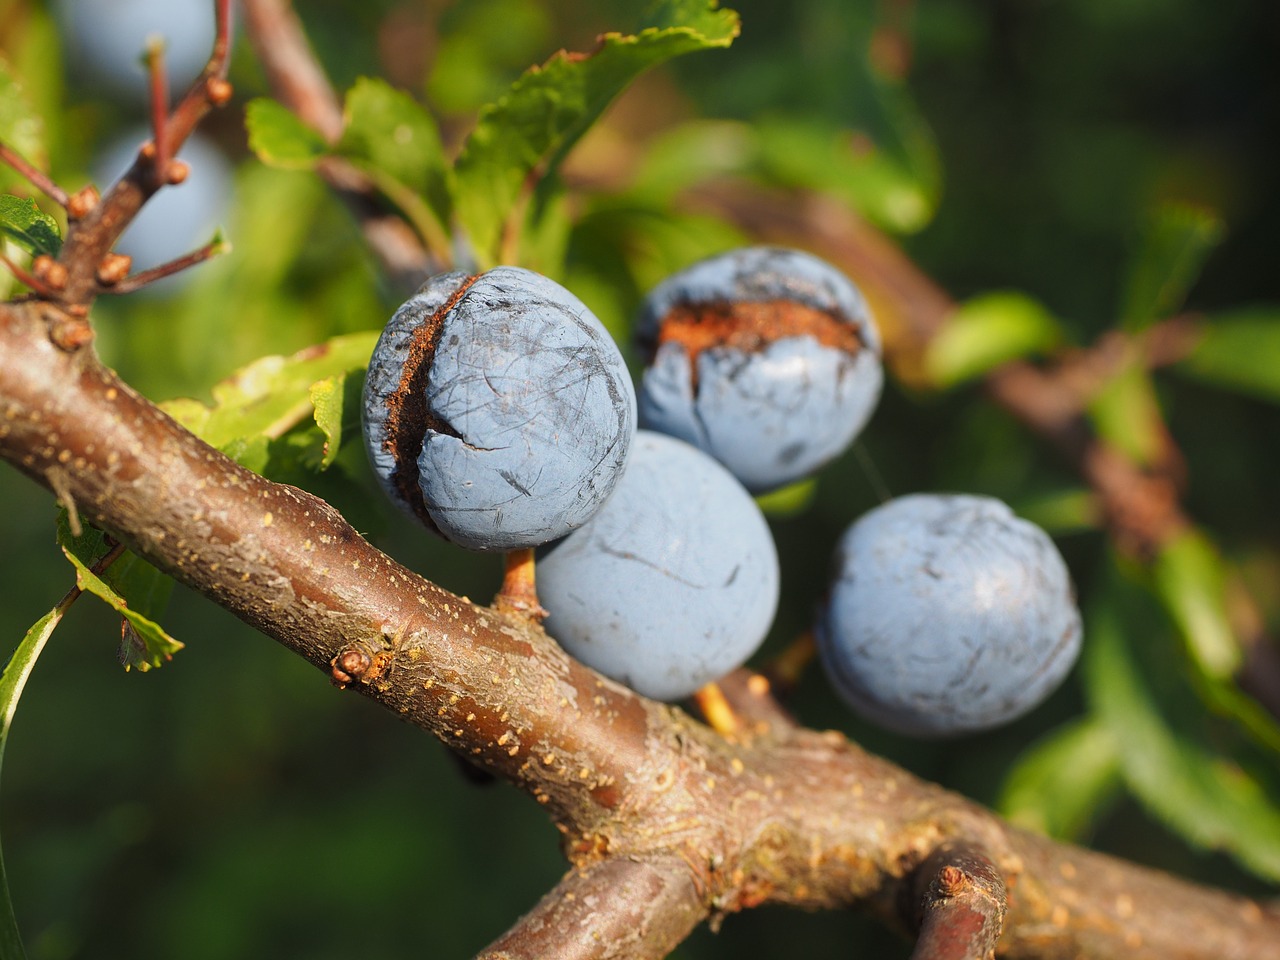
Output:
top-left (32, 255), bottom-right (68, 292)
top-left (96, 254), bottom-right (133, 288)
top-left (67, 185), bottom-right (100, 221)
top-left (330, 648), bottom-right (372, 687)
top-left (207, 77), bottom-right (234, 106)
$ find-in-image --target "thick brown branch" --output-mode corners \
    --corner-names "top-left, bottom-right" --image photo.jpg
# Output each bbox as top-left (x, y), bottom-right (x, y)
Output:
top-left (2, 299), bottom-right (1278, 959)
top-left (908, 845), bottom-right (1006, 960)
top-left (478, 857), bottom-right (704, 960)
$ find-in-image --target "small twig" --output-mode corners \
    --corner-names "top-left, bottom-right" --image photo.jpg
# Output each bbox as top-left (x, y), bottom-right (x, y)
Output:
top-left (707, 668), bottom-right (799, 737)
top-left (99, 235), bottom-right (230, 295)
top-left (53, 0), bottom-right (236, 304)
top-left (908, 845), bottom-right (1007, 960)
top-left (146, 37), bottom-right (172, 188)
top-left (0, 252), bottom-right (58, 298)
top-left (762, 631), bottom-right (817, 698)
top-left (0, 141), bottom-right (69, 207)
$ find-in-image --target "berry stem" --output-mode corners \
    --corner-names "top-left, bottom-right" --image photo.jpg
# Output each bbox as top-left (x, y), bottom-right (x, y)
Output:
top-left (494, 548), bottom-right (548, 622)
top-left (692, 682), bottom-right (741, 736)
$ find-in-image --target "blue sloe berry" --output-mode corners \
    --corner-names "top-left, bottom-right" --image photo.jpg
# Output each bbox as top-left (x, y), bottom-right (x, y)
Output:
top-left (816, 493), bottom-right (1082, 737)
top-left (362, 266), bottom-right (636, 551)
top-left (636, 246), bottom-right (883, 493)
top-left (537, 430), bottom-right (780, 701)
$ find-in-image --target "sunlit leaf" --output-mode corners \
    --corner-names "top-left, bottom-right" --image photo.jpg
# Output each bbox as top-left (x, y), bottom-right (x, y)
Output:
top-left (310, 372), bottom-right (363, 470)
top-left (0, 606), bottom-right (64, 960)
top-left (453, 0), bottom-right (739, 264)
top-left (1085, 560), bottom-right (1280, 881)
top-left (998, 717), bottom-right (1122, 842)
top-left (245, 98), bottom-right (329, 171)
top-left (925, 291), bottom-right (1062, 388)
top-left (1177, 307), bottom-right (1280, 404)
top-left (1154, 530), bottom-right (1240, 679)
top-left (1120, 202), bottom-right (1223, 331)
top-left (337, 77), bottom-right (451, 232)
top-left (162, 332), bottom-right (378, 452)
top-left (0, 194), bottom-right (60, 257)
top-left (1088, 365), bottom-right (1164, 467)
top-left (56, 514), bottom-right (182, 672)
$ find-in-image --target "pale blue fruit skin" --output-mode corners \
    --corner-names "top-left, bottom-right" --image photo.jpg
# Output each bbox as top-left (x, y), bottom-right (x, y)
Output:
top-left (816, 494), bottom-right (1082, 737)
top-left (362, 267), bottom-right (636, 551)
top-left (637, 246), bottom-right (883, 493)
top-left (538, 431), bottom-right (780, 701)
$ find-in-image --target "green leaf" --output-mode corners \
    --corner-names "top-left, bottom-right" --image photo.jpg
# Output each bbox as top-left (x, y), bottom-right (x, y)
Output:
top-left (0, 606), bottom-right (64, 960)
top-left (453, 1), bottom-right (739, 265)
top-left (1010, 488), bottom-right (1098, 535)
top-left (1153, 530), bottom-right (1240, 679)
top-left (998, 718), bottom-right (1122, 842)
top-left (310, 372), bottom-right (363, 470)
top-left (0, 57), bottom-right (46, 193)
top-left (56, 515), bottom-right (182, 671)
top-left (1149, 529), bottom-right (1280, 754)
top-left (924, 291), bottom-right (1062, 388)
top-left (1120, 202), bottom-right (1223, 331)
top-left (1088, 364), bottom-right (1164, 467)
top-left (163, 332), bottom-right (378, 453)
top-left (752, 116), bottom-right (934, 234)
top-left (336, 77), bottom-right (452, 233)
top-left (1177, 307), bottom-right (1280, 403)
top-left (0, 194), bottom-right (61, 257)
top-left (245, 98), bottom-right (329, 171)
top-left (1085, 560), bottom-right (1280, 881)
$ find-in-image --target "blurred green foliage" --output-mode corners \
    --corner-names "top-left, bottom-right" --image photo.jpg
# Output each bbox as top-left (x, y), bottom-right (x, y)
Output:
top-left (1, 0), bottom-right (1278, 957)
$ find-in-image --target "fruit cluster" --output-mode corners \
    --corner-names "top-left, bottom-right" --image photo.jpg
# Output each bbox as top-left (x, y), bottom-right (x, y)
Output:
top-left (363, 248), bottom-right (1081, 733)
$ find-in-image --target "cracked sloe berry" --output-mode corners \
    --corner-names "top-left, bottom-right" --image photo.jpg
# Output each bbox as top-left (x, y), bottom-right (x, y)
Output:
top-left (636, 246), bottom-right (882, 493)
top-left (537, 430), bottom-right (780, 701)
top-left (816, 493), bottom-right (1082, 737)
top-left (362, 266), bottom-right (636, 551)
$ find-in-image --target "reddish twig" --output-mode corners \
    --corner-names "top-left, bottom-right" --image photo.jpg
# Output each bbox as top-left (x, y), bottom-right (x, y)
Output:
top-left (0, 252), bottom-right (58, 298)
top-left (51, 0), bottom-right (235, 307)
top-left (146, 37), bottom-right (172, 187)
top-left (0, 141), bottom-right (69, 207)
top-left (98, 235), bottom-right (229, 295)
